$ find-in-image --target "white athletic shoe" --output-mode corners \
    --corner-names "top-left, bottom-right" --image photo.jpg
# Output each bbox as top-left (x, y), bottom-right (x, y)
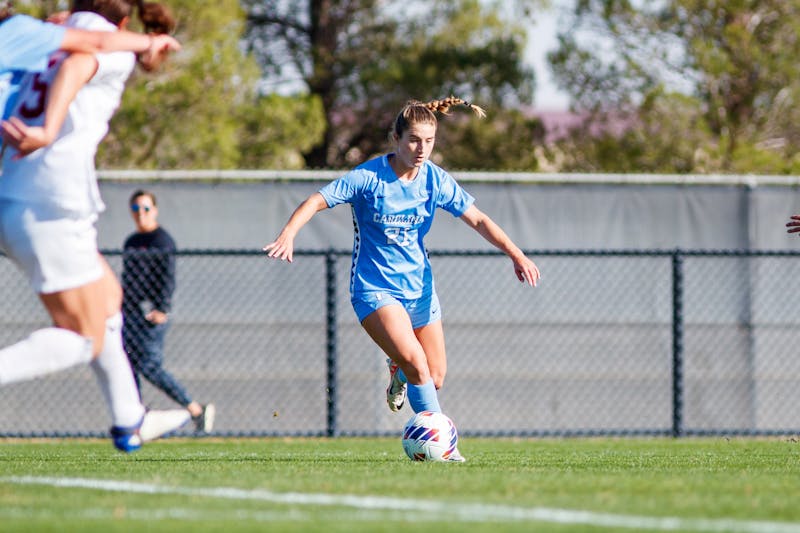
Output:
top-left (445, 448), bottom-right (467, 463)
top-left (386, 359), bottom-right (407, 412)
top-left (139, 409), bottom-right (191, 442)
top-left (110, 409), bottom-right (190, 453)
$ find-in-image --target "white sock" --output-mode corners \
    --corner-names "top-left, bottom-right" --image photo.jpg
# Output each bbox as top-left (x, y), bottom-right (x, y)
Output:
top-left (90, 313), bottom-right (145, 428)
top-left (0, 327), bottom-right (93, 385)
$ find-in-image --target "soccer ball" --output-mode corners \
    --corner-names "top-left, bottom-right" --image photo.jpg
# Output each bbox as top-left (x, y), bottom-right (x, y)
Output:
top-left (402, 411), bottom-right (459, 462)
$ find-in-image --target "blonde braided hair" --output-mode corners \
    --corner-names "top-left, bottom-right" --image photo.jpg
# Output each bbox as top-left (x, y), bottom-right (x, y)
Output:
top-left (423, 96), bottom-right (486, 118)
top-left (392, 96), bottom-right (486, 138)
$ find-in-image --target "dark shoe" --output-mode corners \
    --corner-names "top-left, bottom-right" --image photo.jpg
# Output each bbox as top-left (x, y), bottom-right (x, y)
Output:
top-left (193, 403), bottom-right (215, 433)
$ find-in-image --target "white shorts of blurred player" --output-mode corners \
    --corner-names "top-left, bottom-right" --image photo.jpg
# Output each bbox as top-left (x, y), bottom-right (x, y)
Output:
top-left (0, 199), bottom-right (103, 293)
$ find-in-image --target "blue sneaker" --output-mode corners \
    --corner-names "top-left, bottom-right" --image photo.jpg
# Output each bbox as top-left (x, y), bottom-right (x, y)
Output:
top-left (110, 421), bottom-right (143, 453)
top-left (110, 409), bottom-right (190, 453)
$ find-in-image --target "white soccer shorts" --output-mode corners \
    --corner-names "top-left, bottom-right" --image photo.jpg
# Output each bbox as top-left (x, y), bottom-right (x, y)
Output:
top-left (0, 200), bottom-right (103, 293)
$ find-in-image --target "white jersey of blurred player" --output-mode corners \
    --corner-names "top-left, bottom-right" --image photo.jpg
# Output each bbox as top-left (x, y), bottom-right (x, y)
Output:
top-left (0, 9), bottom-right (189, 451)
top-left (1, 12), bottom-right (128, 216)
top-left (1, 10), bottom-right (129, 294)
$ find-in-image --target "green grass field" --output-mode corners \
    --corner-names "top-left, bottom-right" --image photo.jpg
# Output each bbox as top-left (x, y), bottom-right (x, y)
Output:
top-left (1, 436), bottom-right (799, 532)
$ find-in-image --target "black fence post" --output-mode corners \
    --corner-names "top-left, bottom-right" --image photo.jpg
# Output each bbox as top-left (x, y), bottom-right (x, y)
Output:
top-left (671, 249), bottom-right (685, 438)
top-left (325, 250), bottom-right (338, 437)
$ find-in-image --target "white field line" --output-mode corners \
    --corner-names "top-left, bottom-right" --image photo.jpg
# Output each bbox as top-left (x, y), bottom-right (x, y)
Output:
top-left (3, 475), bottom-right (800, 533)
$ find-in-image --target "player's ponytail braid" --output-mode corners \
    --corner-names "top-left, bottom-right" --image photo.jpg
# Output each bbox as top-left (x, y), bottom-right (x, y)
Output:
top-left (423, 96), bottom-right (486, 118)
top-left (392, 96), bottom-right (485, 138)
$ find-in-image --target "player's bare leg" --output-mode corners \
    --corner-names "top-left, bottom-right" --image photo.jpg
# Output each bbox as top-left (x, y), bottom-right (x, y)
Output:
top-left (361, 305), bottom-right (440, 413)
top-left (415, 320), bottom-right (446, 389)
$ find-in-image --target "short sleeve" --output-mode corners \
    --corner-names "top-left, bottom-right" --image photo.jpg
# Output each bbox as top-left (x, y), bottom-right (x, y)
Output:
top-left (0, 16), bottom-right (66, 72)
top-left (318, 170), bottom-right (365, 208)
top-left (436, 171), bottom-right (475, 217)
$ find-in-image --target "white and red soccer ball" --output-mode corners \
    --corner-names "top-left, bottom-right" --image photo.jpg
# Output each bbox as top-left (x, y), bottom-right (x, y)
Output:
top-left (402, 411), bottom-right (459, 462)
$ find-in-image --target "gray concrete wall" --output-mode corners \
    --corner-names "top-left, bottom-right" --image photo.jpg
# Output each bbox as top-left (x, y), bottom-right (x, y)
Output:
top-left (96, 176), bottom-right (800, 252)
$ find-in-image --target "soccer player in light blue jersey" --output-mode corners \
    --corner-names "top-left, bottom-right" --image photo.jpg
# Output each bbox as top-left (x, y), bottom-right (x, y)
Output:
top-left (265, 97), bottom-right (541, 461)
top-left (0, 1), bottom-right (179, 119)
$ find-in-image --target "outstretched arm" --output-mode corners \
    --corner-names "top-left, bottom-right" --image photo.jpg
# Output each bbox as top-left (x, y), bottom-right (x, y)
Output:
top-left (460, 204), bottom-right (540, 286)
top-left (1, 52), bottom-right (97, 156)
top-left (60, 28), bottom-right (180, 58)
top-left (263, 193), bottom-right (329, 262)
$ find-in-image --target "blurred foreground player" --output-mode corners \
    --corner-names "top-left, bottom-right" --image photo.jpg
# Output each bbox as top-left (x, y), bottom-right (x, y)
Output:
top-left (0, 0), bottom-right (188, 451)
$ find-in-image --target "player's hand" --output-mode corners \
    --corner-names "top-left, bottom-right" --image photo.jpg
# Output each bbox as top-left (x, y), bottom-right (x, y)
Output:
top-left (137, 34), bottom-right (180, 72)
top-left (0, 117), bottom-right (52, 158)
top-left (263, 233), bottom-right (295, 262)
top-left (787, 215), bottom-right (800, 234)
top-left (146, 310), bottom-right (169, 324)
top-left (513, 254), bottom-right (540, 287)
top-left (46, 11), bottom-right (70, 24)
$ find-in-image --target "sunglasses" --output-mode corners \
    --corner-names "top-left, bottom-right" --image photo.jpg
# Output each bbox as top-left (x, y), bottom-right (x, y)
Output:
top-left (130, 204), bottom-right (153, 213)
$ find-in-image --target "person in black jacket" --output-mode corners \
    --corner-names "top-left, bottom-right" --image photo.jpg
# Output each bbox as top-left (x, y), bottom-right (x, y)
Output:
top-left (122, 189), bottom-right (214, 433)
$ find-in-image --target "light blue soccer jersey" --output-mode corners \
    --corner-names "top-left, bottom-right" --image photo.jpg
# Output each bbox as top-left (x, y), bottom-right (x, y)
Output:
top-left (319, 155), bottom-right (475, 299)
top-left (0, 15), bottom-right (66, 119)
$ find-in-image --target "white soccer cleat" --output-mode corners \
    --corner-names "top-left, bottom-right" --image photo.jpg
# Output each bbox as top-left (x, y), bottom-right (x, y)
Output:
top-left (386, 359), bottom-right (407, 412)
top-left (445, 447), bottom-right (467, 463)
top-left (139, 409), bottom-right (191, 442)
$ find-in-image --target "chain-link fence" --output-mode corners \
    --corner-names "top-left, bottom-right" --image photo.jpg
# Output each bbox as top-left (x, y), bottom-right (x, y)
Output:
top-left (2, 249), bottom-right (800, 438)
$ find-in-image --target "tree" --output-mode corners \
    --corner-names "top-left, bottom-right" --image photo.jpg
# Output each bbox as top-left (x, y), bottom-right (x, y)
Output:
top-left (20, 0), bottom-right (546, 170)
top-left (551, 91), bottom-right (718, 173)
top-left (237, 93), bottom-right (326, 169)
top-left (242, 0), bottom-right (541, 168)
top-left (97, 0), bottom-right (324, 169)
top-left (436, 108), bottom-right (546, 171)
top-left (549, 0), bottom-right (800, 173)
top-left (99, 0), bottom-right (251, 168)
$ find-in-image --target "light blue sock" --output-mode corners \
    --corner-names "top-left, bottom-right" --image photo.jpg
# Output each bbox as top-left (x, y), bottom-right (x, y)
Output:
top-left (407, 380), bottom-right (441, 413)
